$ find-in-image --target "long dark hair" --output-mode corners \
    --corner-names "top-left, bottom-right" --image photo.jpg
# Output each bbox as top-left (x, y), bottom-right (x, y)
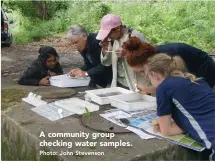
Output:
top-left (38, 46), bottom-right (59, 64)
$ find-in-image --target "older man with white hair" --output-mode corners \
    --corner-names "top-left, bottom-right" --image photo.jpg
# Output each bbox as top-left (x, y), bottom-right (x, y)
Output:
top-left (66, 24), bottom-right (112, 88)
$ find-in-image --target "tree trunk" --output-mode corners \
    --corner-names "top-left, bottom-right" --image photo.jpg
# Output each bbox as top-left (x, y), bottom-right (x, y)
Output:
top-left (31, 0), bottom-right (49, 20)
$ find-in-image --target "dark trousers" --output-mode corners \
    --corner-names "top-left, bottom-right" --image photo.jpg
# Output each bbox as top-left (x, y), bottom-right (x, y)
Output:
top-left (89, 69), bottom-right (112, 88)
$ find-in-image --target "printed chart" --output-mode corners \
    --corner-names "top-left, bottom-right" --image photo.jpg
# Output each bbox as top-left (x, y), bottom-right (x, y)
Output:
top-left (128, 112), bottom-right (205, 152)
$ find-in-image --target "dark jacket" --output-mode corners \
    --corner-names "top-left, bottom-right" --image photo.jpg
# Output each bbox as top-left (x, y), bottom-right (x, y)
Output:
top-left (156, 43), bottom-right (215, 87)
top-left (80, 33), bottom-right (112, 78)
top-left (18, 59), bottom-right (63, 86)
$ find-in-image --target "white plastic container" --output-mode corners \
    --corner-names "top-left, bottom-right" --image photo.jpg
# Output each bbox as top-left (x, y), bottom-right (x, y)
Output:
top-left (85, 87), bottom-right (133, 105)
top-left (109, 92), bottom-right (157, 112)
top-left (49, 74), bottom-right (90, 88)
top-left (54, 98), bottom-right (99, 115)
top-left (22, 92), bottom-right (47, 107)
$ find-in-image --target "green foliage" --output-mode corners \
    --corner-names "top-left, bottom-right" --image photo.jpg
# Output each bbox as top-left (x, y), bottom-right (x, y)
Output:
top-left (90, 3), bottom-right (111, 23)
top-left (4, 0), bottom-right (69, 20)
top-left (83, 107), bottom-right (91, 120)
top-left (8, 0), bottom-right (215, 51)
top-left (109, 1), bottom-right (215, 51)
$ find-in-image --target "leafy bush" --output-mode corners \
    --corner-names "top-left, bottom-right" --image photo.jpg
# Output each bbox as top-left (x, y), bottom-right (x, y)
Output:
top-left (109, 1), bottom-right (215, 51)
top-left (8, 0), bottom-right (215, 51)
top-left (4, 0), bottom-right (69, 20)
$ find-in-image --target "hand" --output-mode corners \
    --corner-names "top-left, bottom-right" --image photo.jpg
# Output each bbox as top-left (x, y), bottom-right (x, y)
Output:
top-left (100, 39), bottom-right (110, 56)
top-left (152, 119), bottom-right (160, 133)
top-left (116, 47), bottom-right (130, 58)
top-left (100, 40), bottom-right (109, 49)
top-left (39, 76), bottom-right (50, 86)
top-left (48, 71), bottom-right (56, 76)
top-left (73, 69), bottom-right (87, 77)
top-left (136, 85), bottom-right (149, 94)
top-left (67, 68), bottom-right (81, 77)
top-left (115, 47), bottom-right (123, 58)
top-left (136, 85), bottom-right (156, 94)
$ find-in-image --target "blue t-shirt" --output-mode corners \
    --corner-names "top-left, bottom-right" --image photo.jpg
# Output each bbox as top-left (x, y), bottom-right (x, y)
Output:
top-left (156, 76), bottom-right (215, 150)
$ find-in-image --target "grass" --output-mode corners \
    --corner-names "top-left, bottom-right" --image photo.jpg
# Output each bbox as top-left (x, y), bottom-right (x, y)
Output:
top-left (9, 1), bottom-right (215, 51)
top-left (1, 88), bottom-right (28, 110)
top-left (109, 1), bottom-right (215, 51)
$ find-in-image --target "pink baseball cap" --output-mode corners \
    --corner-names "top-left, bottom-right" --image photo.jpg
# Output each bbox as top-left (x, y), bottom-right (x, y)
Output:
top-left (96, 14), bottom-right (121, 41)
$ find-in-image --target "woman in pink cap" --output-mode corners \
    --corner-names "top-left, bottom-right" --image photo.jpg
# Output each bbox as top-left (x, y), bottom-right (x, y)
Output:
top-left (96, 14), bottom-right (149, 91)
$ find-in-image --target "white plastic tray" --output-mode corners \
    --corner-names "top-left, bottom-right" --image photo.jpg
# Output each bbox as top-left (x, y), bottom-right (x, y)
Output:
top-left (22, 92), bottom-right (47, 107)
top-left (85, 87), bottom-right (133, 105)
top-left (109, 92), bottom-right (157, 112)
top-left (49, 74), bottom-right (90, 88)
top-left (54, 98), bottom-right (99, 115)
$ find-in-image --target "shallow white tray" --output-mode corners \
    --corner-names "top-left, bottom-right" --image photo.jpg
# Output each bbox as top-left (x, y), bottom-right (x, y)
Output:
top-left (85, 87), bottom-right (133, 105)
top-left (54, 98), bottom-right (99, 115)
top-left (109, 92), bottom-right (157, 112)
top-left (50, 74), bottom-right (90, 88)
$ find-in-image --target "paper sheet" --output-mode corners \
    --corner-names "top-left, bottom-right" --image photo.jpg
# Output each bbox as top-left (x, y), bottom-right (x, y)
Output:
top-left (128, 112), bottom-right (205, 151)
top-left (126, 126), bottom-right (155, 139)
top-left (100, 109), bottom-right (155, 139)
top-left (32, 102), bottom-right (75, 121)
top-left (100, 110), bottom-right (131, 127)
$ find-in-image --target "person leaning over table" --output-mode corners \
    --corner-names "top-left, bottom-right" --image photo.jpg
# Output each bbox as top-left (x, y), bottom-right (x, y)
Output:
top-left (66, 24), bottom-right (112, 88)
top-left (122, 37), bottom-right (215, 94)
top-left (144, 53), bottom-right (215, 161)
top-left (18, 46), bottom-right (63, 86)
top-left (96, 14), bottom-right (150, 91)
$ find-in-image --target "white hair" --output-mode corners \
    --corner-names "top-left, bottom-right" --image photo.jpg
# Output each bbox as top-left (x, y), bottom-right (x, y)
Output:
top-left (67, 24), bottom-right (87, 38)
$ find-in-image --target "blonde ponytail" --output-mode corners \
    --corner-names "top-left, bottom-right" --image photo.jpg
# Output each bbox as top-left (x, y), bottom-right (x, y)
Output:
top-left (171, 70), bottom-right (197, 82)
top-left (169, 56), bottom-right (186, 74)
top-left (147, 53), bottom-right (197, 82)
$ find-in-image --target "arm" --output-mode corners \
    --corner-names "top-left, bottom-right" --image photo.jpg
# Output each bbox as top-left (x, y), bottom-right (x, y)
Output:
top-left (156, 86), bottom-right (184, 136)
top-left (158, 115), bottom-right (184, 136)
top-left (18, 67), bottom-right (41, 86)
top-left (87, 64), bottom-right (111, 77)
top-left (81, 54), bottom-right (94, 71)
top-left (100, 41), bottom-right (113, 66)
top-left (137, 85), bottom-right (156, 94)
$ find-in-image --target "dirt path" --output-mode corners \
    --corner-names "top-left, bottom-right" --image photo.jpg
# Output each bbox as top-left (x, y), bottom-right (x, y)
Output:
top-left (1, 35), bottom-right (84, 88)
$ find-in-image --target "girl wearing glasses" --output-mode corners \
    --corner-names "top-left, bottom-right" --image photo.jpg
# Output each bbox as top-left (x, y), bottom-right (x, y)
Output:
top-left (18, 46), bottom-right (63, 86)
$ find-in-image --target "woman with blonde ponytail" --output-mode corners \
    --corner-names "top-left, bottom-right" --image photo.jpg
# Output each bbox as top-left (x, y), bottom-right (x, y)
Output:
top-left (146, 53), bottom-right (196, 83)
top-left (145, 53), bottom-right (215, 159)
top-left (124, 37), bottom-right (215, 93)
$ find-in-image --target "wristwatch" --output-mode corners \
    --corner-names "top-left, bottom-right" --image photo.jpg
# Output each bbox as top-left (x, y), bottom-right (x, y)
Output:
top-left (85, 72), bottom-right (89, 77)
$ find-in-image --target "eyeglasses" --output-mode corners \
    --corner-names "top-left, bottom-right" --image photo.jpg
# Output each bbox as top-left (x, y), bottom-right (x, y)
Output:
top-left (46, 58), bottom-right (59, 64)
